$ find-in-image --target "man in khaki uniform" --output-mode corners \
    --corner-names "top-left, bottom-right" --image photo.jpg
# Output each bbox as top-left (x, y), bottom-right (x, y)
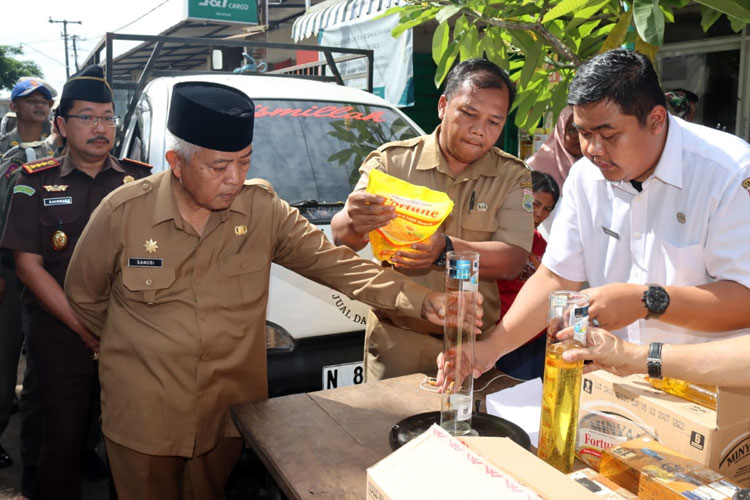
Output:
top-left (0, 78), bottom-right (56, 155)
top-left (332, 58), bottom-right (534, 381)
top-left (0, 77), bottom-right (58, 471)
top-left (64, 81), bottom-right (471, 499)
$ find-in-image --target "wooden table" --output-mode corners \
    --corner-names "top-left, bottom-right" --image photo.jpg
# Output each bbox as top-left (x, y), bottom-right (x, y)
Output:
top-left (231, 370), bottom-right (521, 500)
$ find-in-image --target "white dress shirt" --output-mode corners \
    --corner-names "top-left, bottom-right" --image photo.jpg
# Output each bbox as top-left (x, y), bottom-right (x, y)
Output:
top-left (543, 115), bottom-right (750, 345)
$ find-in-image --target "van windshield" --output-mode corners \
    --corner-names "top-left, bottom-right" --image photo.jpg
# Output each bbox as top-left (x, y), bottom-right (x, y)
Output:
top-left (249, 99), bottom-right (421, 212)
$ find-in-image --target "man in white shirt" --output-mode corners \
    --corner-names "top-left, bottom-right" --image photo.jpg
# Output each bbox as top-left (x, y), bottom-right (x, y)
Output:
top-left (452, 48), bottom-right (750, 380)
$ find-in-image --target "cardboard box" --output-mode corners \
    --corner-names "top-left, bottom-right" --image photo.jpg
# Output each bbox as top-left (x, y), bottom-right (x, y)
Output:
top-left (600, 436), bottom-right (744, 500)
top-left (366, 424), bottom-right (600, 500)
top-left (577, 370), bottom-right (750, 486)
top-left (567, 467), bottom-right (639, 499)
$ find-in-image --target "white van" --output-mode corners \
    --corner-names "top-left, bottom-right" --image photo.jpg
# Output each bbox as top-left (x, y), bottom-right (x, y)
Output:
top-left (119, 73), bottom-right (424, 396)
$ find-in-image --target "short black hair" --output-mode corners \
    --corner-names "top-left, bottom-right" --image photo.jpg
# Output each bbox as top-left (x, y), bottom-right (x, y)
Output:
top-left (531, 170), bottom-right (560, 205)
top-left (444, 58), bottom-right (516, 112)
top-left (568, 49), bottom-right (666, 125)
top-left (57, 99), bottom-right (75, 119)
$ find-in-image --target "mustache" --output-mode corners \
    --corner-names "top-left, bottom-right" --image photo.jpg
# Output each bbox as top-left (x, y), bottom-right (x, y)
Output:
top-left (87, 136), bottom-right (110, 144)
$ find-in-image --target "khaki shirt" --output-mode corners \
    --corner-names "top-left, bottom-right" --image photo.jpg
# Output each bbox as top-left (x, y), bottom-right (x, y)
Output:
top-left (64, 170), bottom-right (432, 457)
top-left (356, 127), bottom-right (534, 335)
top-left (0, 128), bottom-right (49, 156)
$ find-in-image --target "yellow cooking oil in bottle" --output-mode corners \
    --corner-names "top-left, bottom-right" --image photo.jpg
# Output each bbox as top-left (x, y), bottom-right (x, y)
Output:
top-left (537, 291), bottom-right (588, 474)
top-left (648, 377), bottom-right (717, 410)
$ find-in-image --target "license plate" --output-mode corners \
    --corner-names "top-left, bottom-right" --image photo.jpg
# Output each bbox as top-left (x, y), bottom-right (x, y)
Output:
top-left (322, 361), bottom-right (364, 390)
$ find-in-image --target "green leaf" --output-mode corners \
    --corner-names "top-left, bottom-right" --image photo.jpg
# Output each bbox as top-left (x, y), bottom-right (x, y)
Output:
top-left (482, 30), bottom-right (509, 71)
top-left (434, 42), bottom-right (459, 88)
top-left (543, 0), bottom-right (591, 23)
top-left (728, 14), bottom-right (746, 31)
top-left (549, 77), bottom-right (570, 116)
top-left (432, 22), bottom-right (450, 65)
top-left (436, 3), bottom-right (463, 24)
top-left (635, 35), bottom-right (659, 69)
top-left (599, 9), bottom-right (632, 52)
top-left (633, 0), bottom-right (665, 46)
top-left (392, 7), bottom-right (440, 38)
top-left (700, 5), bottom-right (723, 30)
top-left (693, 0), bottom-right (750, 23)
top-left (520, 42), bottom-right (543, 88)
top-left (459, 24), bottom-right (481, 61)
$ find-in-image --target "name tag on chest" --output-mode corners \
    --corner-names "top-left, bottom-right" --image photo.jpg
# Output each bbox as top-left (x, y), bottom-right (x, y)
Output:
top-left (43, 196), bottom-right (73, 207)
top-left (128, 258), bottom-right (163, 268)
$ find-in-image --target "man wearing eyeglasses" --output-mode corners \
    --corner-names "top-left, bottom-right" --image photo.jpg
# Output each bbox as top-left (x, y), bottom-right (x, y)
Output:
top-left (0, 65), bottom-right (151, 500)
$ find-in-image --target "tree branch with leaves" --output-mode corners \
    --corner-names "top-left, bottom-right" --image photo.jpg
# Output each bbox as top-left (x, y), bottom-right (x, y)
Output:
top-left (386, 0), bottom-right (750, 131)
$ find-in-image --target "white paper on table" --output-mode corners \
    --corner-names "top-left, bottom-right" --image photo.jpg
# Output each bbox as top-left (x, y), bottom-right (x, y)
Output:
top-left (485, 377), bottom-right (543, 448)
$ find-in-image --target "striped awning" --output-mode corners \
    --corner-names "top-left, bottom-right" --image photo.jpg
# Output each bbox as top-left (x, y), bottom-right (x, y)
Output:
top-left (291, 0), bottom-right (404, 42)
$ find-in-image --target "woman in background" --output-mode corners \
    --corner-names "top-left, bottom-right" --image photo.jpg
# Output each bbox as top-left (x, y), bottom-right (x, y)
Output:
top-left (495, 171), bottom-right (559, 380)
top-left (527, 106), bottom-right (582, 190)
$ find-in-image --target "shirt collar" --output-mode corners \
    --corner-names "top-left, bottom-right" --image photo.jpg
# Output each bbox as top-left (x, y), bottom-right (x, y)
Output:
top-left (417, 126), bottom-right (503, 180)
top-left (649, 114), bottom-right (683, 189)
top-left (59, 153), bottom-right (122, 177)
top-left (581, 114), bottom-right (682, 190)
top-left (151, 170), bottom-right (249, 228)
top-left (152, 170), bottom-right (179, 226)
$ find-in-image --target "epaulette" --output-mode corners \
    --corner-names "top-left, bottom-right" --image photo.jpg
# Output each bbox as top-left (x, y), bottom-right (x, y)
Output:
top-left (120, 157), bottom-right (153, 170)
top-left (106, 176), bottom-right (155, 208)
top-left (491, 146), bottom-right (530, 170)
top-left (377, 135), bottom-right (422, 152)
top-left (22, 157), bottom-right (59, 174)
top-left (244, 178), bottom-right (275, 194)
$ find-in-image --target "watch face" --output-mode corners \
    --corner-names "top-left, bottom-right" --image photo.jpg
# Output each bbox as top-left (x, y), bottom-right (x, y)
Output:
top-left (646, 286), bottom-right (670, 314)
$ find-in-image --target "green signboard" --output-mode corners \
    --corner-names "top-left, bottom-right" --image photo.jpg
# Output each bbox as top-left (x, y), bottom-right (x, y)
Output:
top-left (186, 0), bottom-right (258, 24)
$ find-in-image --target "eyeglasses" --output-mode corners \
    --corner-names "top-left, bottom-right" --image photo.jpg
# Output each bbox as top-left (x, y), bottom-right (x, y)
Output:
top-left (66, 114), bottom-right (121, 127)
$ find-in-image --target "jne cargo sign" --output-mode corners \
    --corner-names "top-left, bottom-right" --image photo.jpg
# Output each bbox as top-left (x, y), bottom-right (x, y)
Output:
top-left (186, 0), bottom-right (258, 24)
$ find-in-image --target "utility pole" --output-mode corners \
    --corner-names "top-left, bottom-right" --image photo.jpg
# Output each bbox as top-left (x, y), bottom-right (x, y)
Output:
top-left (49, 17), bottom-right (82, 78)
top-left (71, 35), bottom-right (81, 72)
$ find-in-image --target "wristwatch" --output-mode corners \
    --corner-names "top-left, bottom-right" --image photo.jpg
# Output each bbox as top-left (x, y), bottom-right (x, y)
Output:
top-left (642, 284), bottom-right (670, 320)
top-left (433, 234), bottom-right (453, 268)
top-left (647, 342), bottom-right (664, 379)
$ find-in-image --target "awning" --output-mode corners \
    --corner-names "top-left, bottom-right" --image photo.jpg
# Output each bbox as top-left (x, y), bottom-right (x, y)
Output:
top-left (291, 0), bottom-right (404, 42)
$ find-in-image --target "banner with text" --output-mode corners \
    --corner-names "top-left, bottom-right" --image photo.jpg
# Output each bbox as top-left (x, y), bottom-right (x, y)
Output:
top-left (319, 14), bottom-right (413, 107)
top-left (185, 0), bottom-right (258, 24)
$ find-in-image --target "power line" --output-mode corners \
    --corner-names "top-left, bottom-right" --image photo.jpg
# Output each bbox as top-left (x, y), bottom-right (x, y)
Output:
top-left (113, 0), bottom-right (173, 33)
top-left (19, 42), bottom-right (66, 66)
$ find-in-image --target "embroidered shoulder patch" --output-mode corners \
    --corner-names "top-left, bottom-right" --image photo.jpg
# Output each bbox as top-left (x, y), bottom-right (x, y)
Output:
top-left (13, 185), bottom-right (36, 196)
top-left (742, 177), bottom-right (750, 192)
top-left (522, 189), bottom-right (534, 212)
top-left (22, 157), bottom-right (59, 174)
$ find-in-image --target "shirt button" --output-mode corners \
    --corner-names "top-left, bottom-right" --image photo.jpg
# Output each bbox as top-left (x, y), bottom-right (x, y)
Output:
top-left (633, 232), bottom-right (642, 239)
top-left (195, 277), bottom-right (201, 285)
top-left (200, 313), bottom-right (206, 321)
top-left (145, 279), bottom-right (152, 286)
top-left (240, 262), bottom-right (247, 270)
top-left (200, 352), bottom-right (209, 360)
top-left (142, 183), bottom-right (150, 191)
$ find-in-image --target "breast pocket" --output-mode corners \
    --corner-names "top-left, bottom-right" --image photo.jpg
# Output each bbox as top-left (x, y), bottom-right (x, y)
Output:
top-left (660, 241), bottom-right (706, 286)
top-left (460, 214), bottom-right (498, 242)
top-left (218, 252), bottom-right (269, 307)
top-left (122, 267), bottom-right (176, 306)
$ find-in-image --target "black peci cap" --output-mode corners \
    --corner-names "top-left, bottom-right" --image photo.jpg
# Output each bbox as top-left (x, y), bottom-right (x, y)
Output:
top-left (167, 81), bottom-right (254, 152)
top-left (61, 65), bottom-right (113, 103)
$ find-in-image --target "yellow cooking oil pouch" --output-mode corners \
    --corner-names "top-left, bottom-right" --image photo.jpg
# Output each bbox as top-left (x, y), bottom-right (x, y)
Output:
top-left (366, 169), bottom-right (453, 263)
